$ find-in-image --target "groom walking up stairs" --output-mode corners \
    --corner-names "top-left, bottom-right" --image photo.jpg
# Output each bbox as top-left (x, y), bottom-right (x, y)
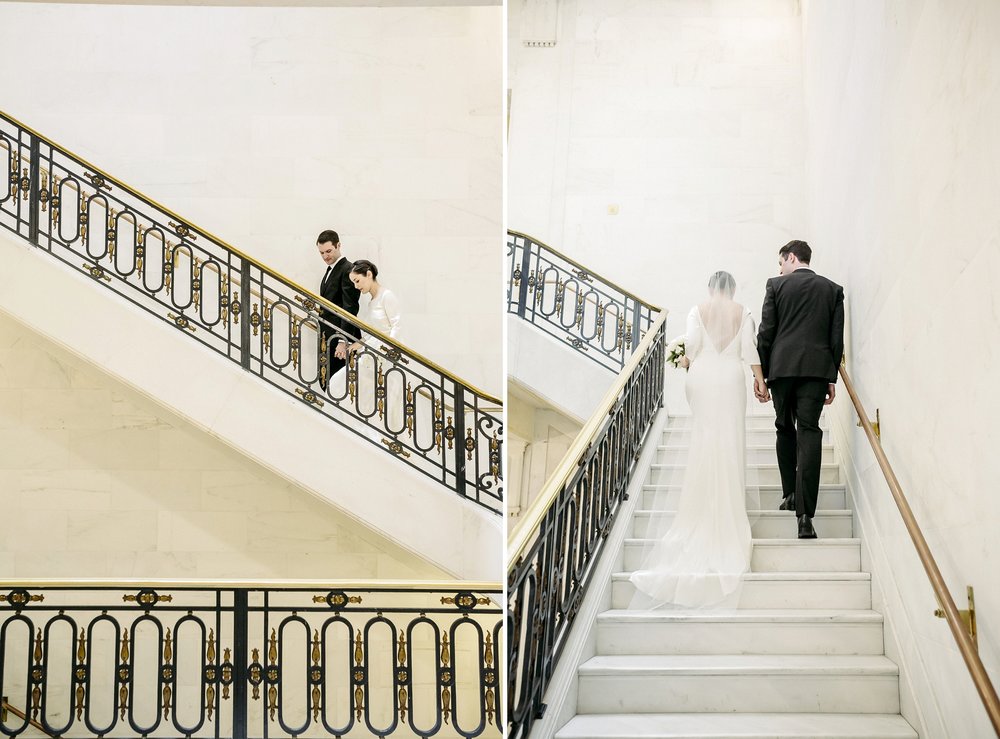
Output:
top-left (555, 410), bottom-right (918, 739)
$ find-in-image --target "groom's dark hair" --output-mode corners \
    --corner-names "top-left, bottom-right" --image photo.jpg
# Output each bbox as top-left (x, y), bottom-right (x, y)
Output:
top-left (778, 240), bottom-right (811, 264)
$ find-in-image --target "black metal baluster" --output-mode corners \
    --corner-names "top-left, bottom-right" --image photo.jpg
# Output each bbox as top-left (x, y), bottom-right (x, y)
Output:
top-left (232, 589), bottom-right (248, 739)
top-left (239, 262), bottom-right (251, 371)
top-left (27, 137), bottom-right (39, 246)
top-left (515, 239), bottom-right (532, 319)
top-left (453, 385), bottom-right (467, 496)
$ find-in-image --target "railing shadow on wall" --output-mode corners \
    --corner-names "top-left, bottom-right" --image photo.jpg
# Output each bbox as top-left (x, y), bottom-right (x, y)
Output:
top-left (0, 110), bottom-right (502, 514)
top-left (0, 580), bottom-right (502, 739)
top-left (506, 230), bottom-right (659, 373)
top-left (504, 232), bottom-right (666, 739)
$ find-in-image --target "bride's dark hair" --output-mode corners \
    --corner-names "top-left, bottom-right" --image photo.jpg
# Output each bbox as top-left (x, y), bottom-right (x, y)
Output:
top-left (351, 259), bottom-right (378, 279)
top-left (708, 270), bottom-right (736, 297)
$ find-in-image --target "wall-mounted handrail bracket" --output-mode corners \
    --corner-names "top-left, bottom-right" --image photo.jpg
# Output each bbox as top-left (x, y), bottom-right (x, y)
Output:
top-left (857, 407), bottom-right (880, 439)
top-left (936, 585), bottom-right (978, 650)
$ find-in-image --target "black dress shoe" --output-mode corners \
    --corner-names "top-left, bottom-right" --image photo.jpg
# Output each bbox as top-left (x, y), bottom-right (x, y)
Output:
top-left (779, 496), bottom-right (795, 511)
top-left (798, 514), bottom-right (817, 539)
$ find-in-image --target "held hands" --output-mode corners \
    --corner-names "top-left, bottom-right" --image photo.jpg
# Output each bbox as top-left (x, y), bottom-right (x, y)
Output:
top-left (753, 376), bottom-right (771, 403)
top-left (334, 341), bottom-right (364, 359)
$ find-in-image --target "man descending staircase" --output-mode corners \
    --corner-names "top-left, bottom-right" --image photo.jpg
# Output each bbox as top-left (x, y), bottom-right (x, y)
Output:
top-left (555, 412), bottom-right (918, 739)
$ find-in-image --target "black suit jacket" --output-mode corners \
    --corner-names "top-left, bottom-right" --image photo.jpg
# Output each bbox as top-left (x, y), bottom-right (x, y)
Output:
top-left (319, 258), bottom-right (362, 345)
top-left (757, 268), bottom-right (844, 384)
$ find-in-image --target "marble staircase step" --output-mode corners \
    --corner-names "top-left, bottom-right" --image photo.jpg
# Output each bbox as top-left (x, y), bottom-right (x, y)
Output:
top-left (666, 415), bottom-right (830, 432)
top-left (596, 609), bottom-right (884, 656)
top-left (623, 538), bottom-right (862, 572)
top-left (631, 510), bottom-right (854, 539)
top-left (648, 463), bottom-right (841, 486)
top-left (576, 654), bottom-right (900, 714)
top-left (663, 428), bottom-right (831, 445)
top-left (639, 485), bottom-right (846, 511)
top-left (655, 444), bottom-right (835, 465)
top-left (554, 712), bottom-right (917, 738)
top-left (611, 572), bottom-right (872, 610)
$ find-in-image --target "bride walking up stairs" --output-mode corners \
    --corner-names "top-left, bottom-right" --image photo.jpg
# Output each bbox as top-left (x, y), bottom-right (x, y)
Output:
top-left (555, 409), bottom-right (917, 739)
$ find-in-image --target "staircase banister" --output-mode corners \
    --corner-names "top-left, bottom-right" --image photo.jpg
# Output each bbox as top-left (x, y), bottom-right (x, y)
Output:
top-left (507, 228), bottom-right (662, 313)
top-left (0, 578), bottom-right (501, 592)
top-left (0, 108), bottom-right (500, 406)
top-left (507, 309), bottom-right (667, 565)
top-left (839, 363), bottom-right (1000, 736)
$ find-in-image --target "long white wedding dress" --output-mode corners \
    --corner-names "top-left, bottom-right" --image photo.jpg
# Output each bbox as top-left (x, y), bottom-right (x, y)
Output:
top-left (355, 288), bottom-right (404, 435)
top-left (330, 288), bottom-right (405, 436)
top-left (629, 299), bottom-right (758, 608)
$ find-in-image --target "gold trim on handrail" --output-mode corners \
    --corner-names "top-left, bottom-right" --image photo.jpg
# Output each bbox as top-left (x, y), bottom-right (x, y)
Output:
top-left (0, 578), bottom-right (501, 591)
top-left (507, 310), bottom-right (667, 564)
top-left (0, 699), bottom-right (54, 738)
top-left (507, 228), bottom-right (663, 313)
top-left (1, 110), bottom-right (500, 406)
top-left (840, 363), bottom-right (1000, 735)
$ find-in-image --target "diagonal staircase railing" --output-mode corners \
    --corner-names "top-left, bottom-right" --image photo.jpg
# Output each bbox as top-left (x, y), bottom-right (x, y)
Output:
top-left (0, 579), bottom-right (502, 739)
top-left (0, 110), bottom-right (502, 513)
top-left (507, 230), bottom-right (659, 372)
top-left (840, 364), bottom-right (1000, 735)
top-left (505, 233), bottom-right (666, 739)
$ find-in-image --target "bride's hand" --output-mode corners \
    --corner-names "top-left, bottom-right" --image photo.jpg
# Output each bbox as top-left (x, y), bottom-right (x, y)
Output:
top-left (754, 376), bottom-right (771, 403)
top-left (679, 356), bottom-right (690, 369)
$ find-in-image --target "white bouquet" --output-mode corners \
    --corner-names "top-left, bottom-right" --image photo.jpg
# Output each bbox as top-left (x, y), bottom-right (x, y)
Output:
top-left (666, 336), bottom-right (687, 369)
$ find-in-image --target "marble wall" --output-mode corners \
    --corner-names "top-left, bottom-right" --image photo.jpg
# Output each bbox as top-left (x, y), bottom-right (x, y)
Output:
top-left (508, 0), bottom-right (808, 403)
top-left (0, 2), bottom-right (502, 395)
top-left (0, 309), bottom-right (446, 580)
top-left (507, 384), bottom-right (581, 519)
top-left (802, 1), bottom-right (1000, 736)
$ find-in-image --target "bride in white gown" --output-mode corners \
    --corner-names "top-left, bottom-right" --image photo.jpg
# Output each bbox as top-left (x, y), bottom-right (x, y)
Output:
top-left (629, 271), bottom-right (767, 608)
top-left (346, 260), bottom-right (405, 437)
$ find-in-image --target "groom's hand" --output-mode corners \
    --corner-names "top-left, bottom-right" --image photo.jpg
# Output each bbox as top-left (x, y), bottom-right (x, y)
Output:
top-left (754, 377), bottom-right (771, 403)
top-left (825, 383), bottom-right (836, 405)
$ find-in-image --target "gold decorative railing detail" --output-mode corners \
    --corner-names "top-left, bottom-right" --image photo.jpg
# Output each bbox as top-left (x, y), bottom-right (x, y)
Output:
top-left (0, 579), bottom-right (501, 737)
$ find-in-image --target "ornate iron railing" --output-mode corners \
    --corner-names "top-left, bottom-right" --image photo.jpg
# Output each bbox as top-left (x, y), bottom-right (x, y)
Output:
top-left (506, 312), bottom-right (666, 739)
top-left (506, 230), bottom-right (659, 372)
top-left (0, 111), bottom-right (502, 514)
top-left (0, 581), bottom-right (502, 739)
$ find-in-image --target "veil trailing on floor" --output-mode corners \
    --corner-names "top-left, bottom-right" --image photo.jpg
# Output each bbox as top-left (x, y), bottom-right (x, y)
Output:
top-left (628, 271), bottom-right (762, 609)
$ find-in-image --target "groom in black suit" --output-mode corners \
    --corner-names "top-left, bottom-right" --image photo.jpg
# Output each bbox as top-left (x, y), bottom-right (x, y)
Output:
top-left (756, 240), bottom-right (844, 539)
top-left (316, 230), bottom-right (361, 390)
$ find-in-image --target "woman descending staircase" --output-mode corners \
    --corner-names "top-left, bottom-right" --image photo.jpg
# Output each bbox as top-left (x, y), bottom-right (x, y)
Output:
top-left (555, 413), bottom-right (918, 739)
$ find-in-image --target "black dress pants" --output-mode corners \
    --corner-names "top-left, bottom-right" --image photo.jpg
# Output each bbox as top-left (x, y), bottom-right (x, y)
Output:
top-left (769, 377), bottom-right (828, 518)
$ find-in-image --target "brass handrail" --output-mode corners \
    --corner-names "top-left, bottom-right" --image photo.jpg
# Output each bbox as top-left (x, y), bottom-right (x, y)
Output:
top-left (0, 578), bottom-right (501, 591)
top-left (840, 364), bottom-right (1000, 735)
top-left (508, 229), bottom-right (663, 313)
top-left (1, 109), bottom-right (501, 406)
top-left (507, 310), bottom-right (667, 563)
top-left (0, 698), bottom-right (55, 738)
